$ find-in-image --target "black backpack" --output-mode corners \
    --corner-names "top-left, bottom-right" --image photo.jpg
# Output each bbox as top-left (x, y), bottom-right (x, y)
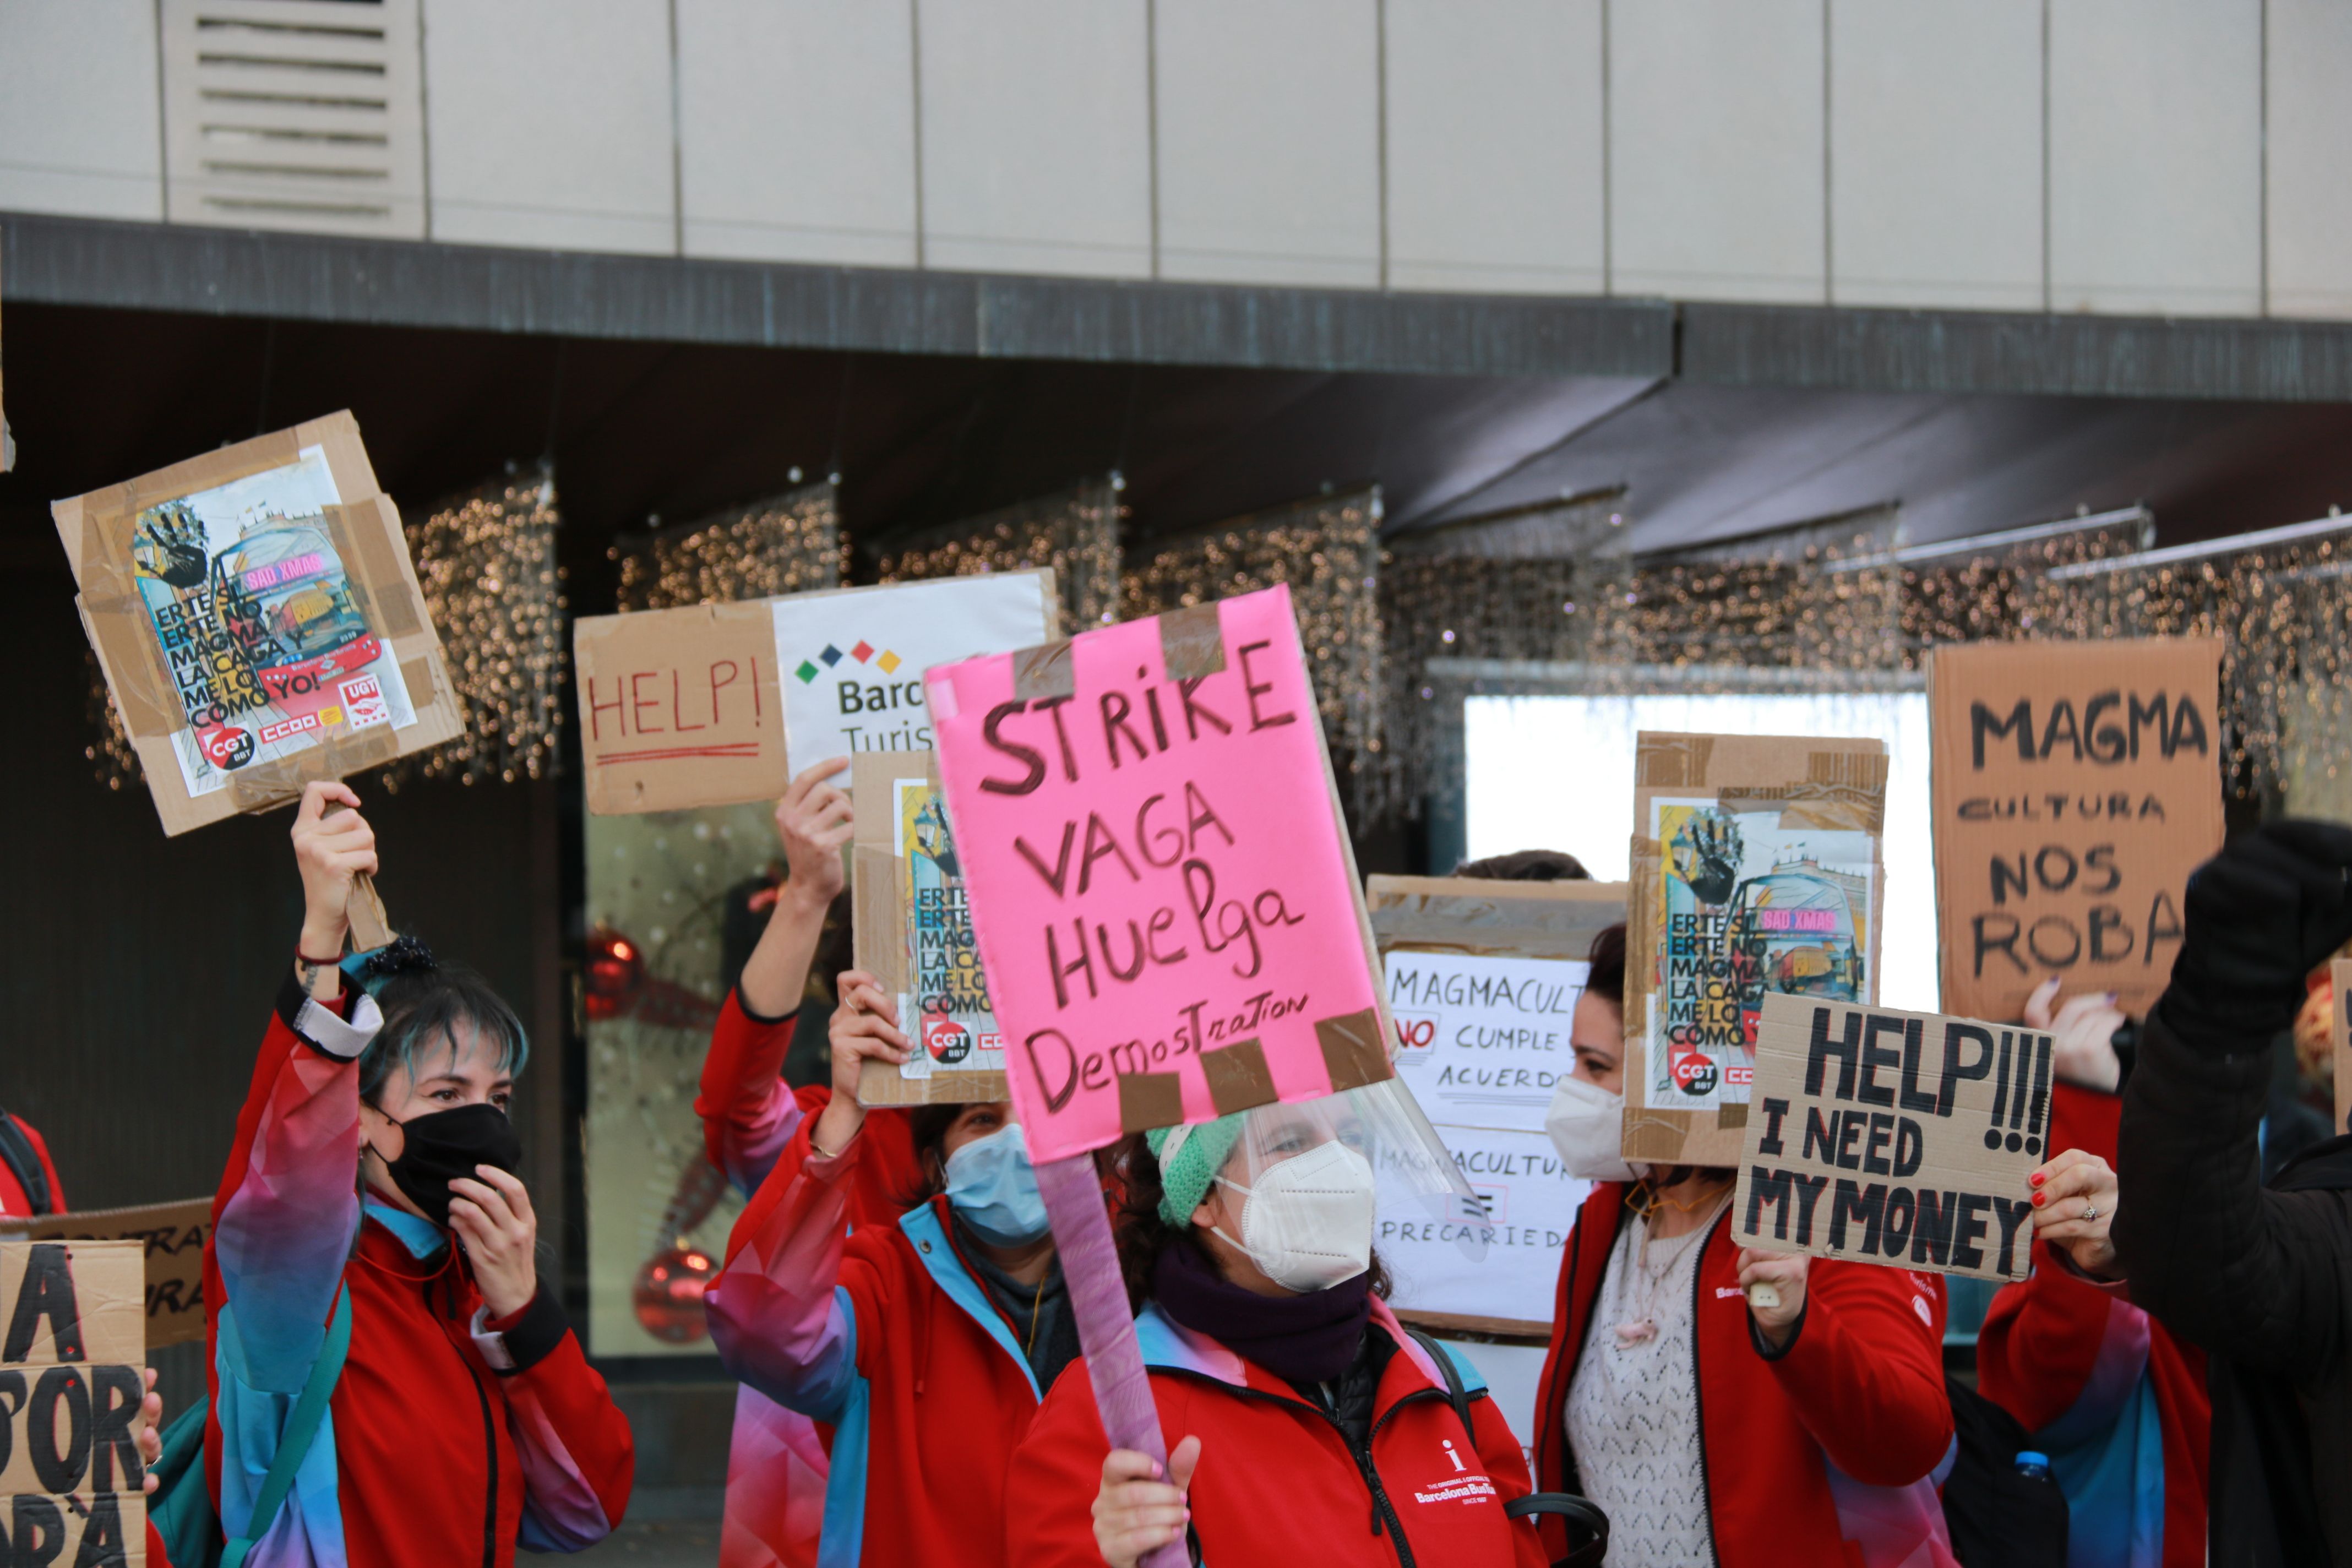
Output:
top-left (0, 1108), bottom-right (55, 1216)
top-left (1941, 1370), bottom-right (2068, 1568)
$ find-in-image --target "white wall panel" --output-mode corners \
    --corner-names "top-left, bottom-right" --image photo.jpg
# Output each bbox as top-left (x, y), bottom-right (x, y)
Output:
top-left (2048, 0), bottom-right (2261, 317)
top-left (1831, 2), bottom-right (2040, 310)
top-left (422, 0), bottom-right (676, 255)
top-left (1609, 0), bottom-right (1826, 304)
top-left (0, 0), bottom-right (162, 221)
top-left (1155, 0), bottom-right (1380, 288)
top-left (676, 0), bottom-right (915, 267)
top-left (2267, 0), bottom-right (2352, 319)
top-left (1384, 0), bottom-right (1603, 296)
top-left (917, 0), bottom-right (1150, 278)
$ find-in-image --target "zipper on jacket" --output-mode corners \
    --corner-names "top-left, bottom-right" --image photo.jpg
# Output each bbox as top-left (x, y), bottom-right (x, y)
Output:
top-left (436, 1270), bottom-right (502, 1568)
top-left (1159, 1369), bottom-right (1437, 1568)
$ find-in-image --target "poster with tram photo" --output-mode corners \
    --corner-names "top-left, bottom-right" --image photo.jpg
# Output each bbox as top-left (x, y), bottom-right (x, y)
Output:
top-left (124, 445), bottom-right (420, 797)
top-left (1645, 797), bottom-right (1878, 1114)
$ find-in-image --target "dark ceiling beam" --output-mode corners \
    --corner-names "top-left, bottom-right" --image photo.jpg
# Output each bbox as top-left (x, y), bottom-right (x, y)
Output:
top-left (1, 211), bottom-right (1669, 382)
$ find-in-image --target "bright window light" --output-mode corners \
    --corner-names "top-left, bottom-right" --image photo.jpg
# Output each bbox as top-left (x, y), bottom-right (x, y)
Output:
top-left (1464, 690), bottom-right (1938, 1012)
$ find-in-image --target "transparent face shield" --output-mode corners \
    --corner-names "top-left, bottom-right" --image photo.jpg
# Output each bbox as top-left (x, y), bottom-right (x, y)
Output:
top-left (1201, 1076), bottom-right (1491, 1282)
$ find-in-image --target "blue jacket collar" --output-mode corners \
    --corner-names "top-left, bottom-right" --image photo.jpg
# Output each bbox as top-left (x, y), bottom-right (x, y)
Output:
top-left (899, 1199), bottom-right (1042, 1400)
top-left (364, 1200), bottom-right (448, 1259)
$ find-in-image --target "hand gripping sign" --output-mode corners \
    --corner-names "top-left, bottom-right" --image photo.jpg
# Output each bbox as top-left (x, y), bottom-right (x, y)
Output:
top-left (929, 585), bottom-right (1464, 1566)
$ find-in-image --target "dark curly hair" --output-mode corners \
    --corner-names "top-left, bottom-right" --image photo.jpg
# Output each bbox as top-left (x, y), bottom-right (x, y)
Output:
top-left (1107, 1132), bottom-right (1392, 1310)
top-left (347, 939), bottom-right (529, 1106)
top-left (1586, 922), bottom-right (1626, 1009)
top-left (1453, 847), bottom-right (1591, 881)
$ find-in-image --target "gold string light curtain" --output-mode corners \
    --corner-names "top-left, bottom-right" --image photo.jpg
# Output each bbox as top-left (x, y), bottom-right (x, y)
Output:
top-left (875, 477), bottom-right (1124, 630)
top-left (612, 480), bottom-right (844, 611)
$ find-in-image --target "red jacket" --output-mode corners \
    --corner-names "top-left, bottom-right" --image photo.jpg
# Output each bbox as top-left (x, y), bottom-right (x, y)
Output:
top-left (1533, 1188), bottom-right (1958, 1568)
top-left (709, 1108), bottom-right (1043, 1567)
top-left (205, 975), bottom-right (635, 1567)
top-left (694, 990), bottom-right (923, 1568)
top-left (1006, 1297), bottom-right (1547, 1567)
top-left (0, 1110), bottom-right (63, 1218)
top-left (1978, 1082), bottom-right (2209, 1568)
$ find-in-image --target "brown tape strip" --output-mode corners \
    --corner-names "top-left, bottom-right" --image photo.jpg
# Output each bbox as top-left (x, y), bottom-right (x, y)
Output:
top-left (1011, 638), bottom-right (1075, 701)
top-left (1158, 605), bottom-right (1226, 681)
top-left (81, 596), bottom-right (183, 739)
top-left (1118, 1071), bottom-right (1186, 1133)
top-left (852, 847), bottom-right (908, 992)
top-left (1716, 1103), bottom-right (1749, 1129)
top-left (325, 501), bottom-right (425, 640)
top-left (1201, 1039), bottom-right (1278, 1116)
top-left (399, 654), bottom-right (442, 708)
top-left (1636, 735), bottom-right (1714, 788)
top-left (72, 428), bottom-right (305, 551)
top-left (225, 722), bottom-right (403, 811)
top-left (1316, 1008), bottom-right (1391, 1092)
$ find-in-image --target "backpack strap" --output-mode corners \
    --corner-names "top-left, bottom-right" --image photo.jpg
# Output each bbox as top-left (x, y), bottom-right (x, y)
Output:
top-left (1403, 1326), bottom-right (1476, 1436)
top-left (0, 1109), bottom-right (53, 1217)
top-left (222, 1283), bottom-right (354, 1568)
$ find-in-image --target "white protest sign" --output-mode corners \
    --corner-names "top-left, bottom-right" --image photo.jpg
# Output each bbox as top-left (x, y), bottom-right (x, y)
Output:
top-left (771, 571), bottom-right (1054, 769)
top-left (1387, 950), bottom-right (1588, 1136)
top-left (1376, 1124), bottom-right (1588, 1332)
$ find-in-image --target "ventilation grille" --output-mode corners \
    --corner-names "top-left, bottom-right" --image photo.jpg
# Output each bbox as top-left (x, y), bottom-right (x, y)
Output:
top-left (162, 0), bottom-right (424, 238)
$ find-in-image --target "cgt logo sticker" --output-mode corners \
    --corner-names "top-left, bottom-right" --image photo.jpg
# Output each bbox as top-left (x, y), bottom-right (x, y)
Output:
top-left (200, 726), bottom-right (255, 770)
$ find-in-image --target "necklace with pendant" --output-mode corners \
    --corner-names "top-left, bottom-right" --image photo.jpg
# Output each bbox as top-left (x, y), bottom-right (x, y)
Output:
top-left (1614, 1195), bottom-right (1726, 1348)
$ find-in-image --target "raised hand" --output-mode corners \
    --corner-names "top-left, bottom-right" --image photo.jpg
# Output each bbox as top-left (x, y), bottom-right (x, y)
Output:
top-left (809, 970), bottom-right (911, 1158)
top-left (292, 780), bottom-right (377, 990)
top-left (775, 756), bottom-right (852, 914)
top-left (2027, 1148), bottom-right (2120, 1278)
top-left (2026, 977), bottom-right (2128, 1093)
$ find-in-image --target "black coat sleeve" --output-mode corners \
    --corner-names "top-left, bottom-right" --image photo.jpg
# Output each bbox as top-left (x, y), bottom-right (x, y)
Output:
top-left (2114, 1008), bottom-right (2345, 1380)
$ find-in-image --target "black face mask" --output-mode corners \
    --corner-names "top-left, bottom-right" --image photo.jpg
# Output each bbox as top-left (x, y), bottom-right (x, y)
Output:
top-left (374, 1103), bottom-right (522, 1229)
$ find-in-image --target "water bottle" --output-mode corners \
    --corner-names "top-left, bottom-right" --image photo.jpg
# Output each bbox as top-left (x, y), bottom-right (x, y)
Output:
top-left (2014, 1450), bottom-right (2054, 1485)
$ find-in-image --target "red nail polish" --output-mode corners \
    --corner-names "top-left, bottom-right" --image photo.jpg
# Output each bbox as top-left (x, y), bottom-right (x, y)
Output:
top-left (2032, 1193), bottom-right (2045, 1207)
top-left (2030, 1172), bottom-right (2045, 1187)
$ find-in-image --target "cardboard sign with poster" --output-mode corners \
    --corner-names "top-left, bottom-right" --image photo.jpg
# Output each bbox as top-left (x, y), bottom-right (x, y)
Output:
top-left (574, 598), bottom-right (785, 814)
top-left (1366, 874), bottom-right (1623, 1333)
top-left (0, 1197), bottom-right (211, 1350)
top-left (852, 750), bottom-right (1008, 1105)
top-left (1625, 732), bottom-right (1888, 1169)
top-left (925, 584), bottom-right (1395, 1161)
top-left (1734, 993), bottom-right (2049, 1282)
top-left (772, 571), bottom-right (1057, 771)
top-left (1928, 639), bottom-right (2224, 1023)
top-left (53, 412), bottom-right (460, 837)
top-left (1, 1238), bottom-right (149, 1564)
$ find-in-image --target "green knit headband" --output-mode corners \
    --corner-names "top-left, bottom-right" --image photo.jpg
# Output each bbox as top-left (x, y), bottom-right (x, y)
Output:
top-left (1146, 1114), bottom-right (1247, 1227)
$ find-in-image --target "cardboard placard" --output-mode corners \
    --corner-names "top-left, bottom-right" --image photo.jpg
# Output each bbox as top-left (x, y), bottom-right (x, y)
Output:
top-left (53, 412), bottom-right (461, 837)
top-left (1929, 638), bottom-right (2224, 1022)
top-left (771, 571), bottom-right (1057, 771)
top-left (0, 1199), bottom-right (212, 1351)
top-left (926, 584), bottom-right (1392, 1164)
top-left (852, 751), bottom-right (1010, 1105)
top-left (1625, 732), bottom-right (1888, 1168)
top-left (2, 1239), bottom-right (149, 1566)
top-left (573, 598), bottom-right (786, 814)
top-left (2334, 958), bottom-right (2352, 1139)
top-left (1364, 875), bottom-right (1623, 1335)
top-left (1733, 993), bottom-right (2047, 1282)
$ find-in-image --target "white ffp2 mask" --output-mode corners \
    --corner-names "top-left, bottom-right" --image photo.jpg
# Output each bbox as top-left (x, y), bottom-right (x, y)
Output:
top-left (1544, 1075), bottom-right (1636, 1183)
top-left (1213, 1139), bottom-right (1377, 1293)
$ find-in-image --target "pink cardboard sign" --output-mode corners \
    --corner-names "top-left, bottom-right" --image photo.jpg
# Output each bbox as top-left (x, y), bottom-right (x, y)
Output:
top-left (925, 584), bottom-right (1391, 1162)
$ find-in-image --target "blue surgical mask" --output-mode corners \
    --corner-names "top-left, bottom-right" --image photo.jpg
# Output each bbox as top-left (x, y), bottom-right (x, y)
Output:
top-left (943, 1123), bottom-right (1049, 1246)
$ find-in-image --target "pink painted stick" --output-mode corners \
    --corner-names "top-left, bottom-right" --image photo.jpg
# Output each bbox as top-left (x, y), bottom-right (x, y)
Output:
top-left (1035, 1152), bottom-right (1189, 1568)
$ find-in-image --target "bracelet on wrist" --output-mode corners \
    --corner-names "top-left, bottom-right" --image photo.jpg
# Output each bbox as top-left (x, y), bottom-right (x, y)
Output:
top-left (297, 945), bottom-right (345, 968)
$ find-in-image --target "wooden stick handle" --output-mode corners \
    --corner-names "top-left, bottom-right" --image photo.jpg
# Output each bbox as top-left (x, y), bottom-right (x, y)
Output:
top-left (347, 871), bottom-right (394, 952)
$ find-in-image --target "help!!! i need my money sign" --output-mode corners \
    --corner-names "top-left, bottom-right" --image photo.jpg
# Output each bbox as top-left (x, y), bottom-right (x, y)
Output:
top-left (1734, 992), bottom-right (2051, 1283)
top-left (2, 1240), bottom-right (150, 1566)
top-left (927, 583), bottom-right (1390, 1163)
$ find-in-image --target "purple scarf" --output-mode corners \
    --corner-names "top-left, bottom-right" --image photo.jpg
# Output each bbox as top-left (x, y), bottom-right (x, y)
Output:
top-left (1153, 1239), bottom-right (1373, 1385)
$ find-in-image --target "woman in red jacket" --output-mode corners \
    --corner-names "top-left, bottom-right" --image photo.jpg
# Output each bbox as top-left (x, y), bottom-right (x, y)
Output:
top-left (692, 759), bottom-right (918, 1568)
top-left (1533, 924), bottom-right (1958, 1568)
top-left (1977, 978), bottom-right (2211, 1568)
top-left (705, 968), bottom-right (1078, 1567)
top-left (204, 781), bottom-right (635, 1568)
top-left (1012, 1084), bottom-right (1548, 1568)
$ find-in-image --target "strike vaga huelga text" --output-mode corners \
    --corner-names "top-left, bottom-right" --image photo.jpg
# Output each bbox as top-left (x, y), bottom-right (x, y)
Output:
top-left (1738, 1002), bottom-right (2050, 1282)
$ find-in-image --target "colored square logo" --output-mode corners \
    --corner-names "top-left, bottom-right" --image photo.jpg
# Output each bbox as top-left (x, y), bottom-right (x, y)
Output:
top-left (796, 660), bottom-right (820, 683)
top-left (851, 640), bottom-right (874, 663)
top-left (819, 645), bottom-right (844, 667)
top-left (876, 650), bottom-right (902, 673)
